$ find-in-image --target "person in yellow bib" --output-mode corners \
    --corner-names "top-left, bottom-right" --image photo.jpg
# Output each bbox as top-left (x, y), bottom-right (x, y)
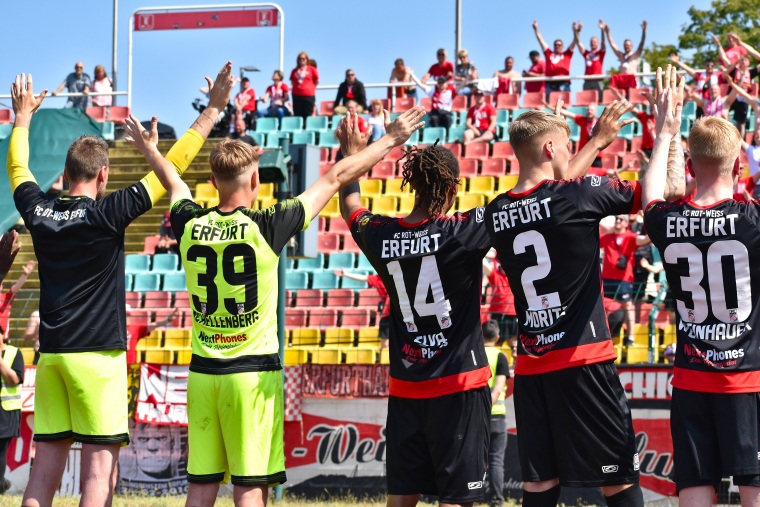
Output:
top-left (0, 324), bottom-right (23, 495)
top-left (123, 101), bottom-right (425, 507)
top-left (483, 319), bottom-right (510, 507)
top-left (7, 65), bottom-right (234, 507)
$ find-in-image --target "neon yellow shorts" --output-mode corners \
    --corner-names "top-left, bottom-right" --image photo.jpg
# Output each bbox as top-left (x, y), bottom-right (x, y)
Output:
top-left (34, 350), bottom-right (129, 444)
top-left (187, 370), bottom-right (286, 486)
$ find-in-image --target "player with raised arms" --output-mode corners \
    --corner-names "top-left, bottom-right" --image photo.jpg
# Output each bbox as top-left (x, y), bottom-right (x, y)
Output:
top-left (122, 99), bottom-right (425, 507)
top-left (483, 92), bottom-right (686, 506)
top-left (643, 66), bottom-right (760, 507)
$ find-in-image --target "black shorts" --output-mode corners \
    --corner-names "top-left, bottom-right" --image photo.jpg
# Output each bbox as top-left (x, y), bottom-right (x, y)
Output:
top-left (378, 316), bottom-right (390, 339)
top-left (386, 386), bottom-right (490, 503)
top-left (732, 100), bottom-right (749, 124)
top-left (514, 361), bottom-right (639, 487)
top-left (671, 388), bottom-right (760, 493)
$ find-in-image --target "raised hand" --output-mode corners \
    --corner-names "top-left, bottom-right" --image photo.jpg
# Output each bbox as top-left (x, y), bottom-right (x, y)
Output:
top-left (532, 20), bottom-right (538, 30)
top-left (336, 112), bottom-right (372, 157)
top-left (641, 20), bottom-right (648, 30)
top-left (0, 231), bottom-right (21, 284)
top-left (598, 19), bottom-right (605, 30)
top-left (207, 62), bottom-right (236, 110)
top-left (647, 65), bottom-right (684, 139)
top-left (123, 114), bottom-right (159, 156)
top-left (384, 106), bottom-right (426, 146)
top-left (10, 74), bottom-right (48, 123)
top-left (573, 22), bottom-right (582, 34)
top-left (553, 98), bottom-right (564, 116)
top-left (712, 35), bottom-right (722, 46)
top-left (590, 100), bottom-right (636, 149)
top-left (22, 260), bottom-right (35, 276)
top-left (669, 53), bottom-right (680, 62)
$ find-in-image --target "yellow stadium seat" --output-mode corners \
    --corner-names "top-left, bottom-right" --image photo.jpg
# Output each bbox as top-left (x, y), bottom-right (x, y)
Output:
top-left (500, 345), bottom-right (514, 367)
top-left (205, 197), bottom-right (220, 208)
top-left (384, 178), bottom-right (410, 197)
top-left (359, 179), bottom-right (384, 198)
top-left (458, 194), bottom-right (485, 211)
top-left (175, 348), bottom-right (192, 364)
top-left (625, 346), bottom-right (651, 364)
top-left (344, 347), bottom-right (377, 364)
top-left (136, 330), bottom-right (162, 350)
top-left (632, 324), bottom-right (650, 346)
top-left (371, 196), bottom-right (399, 215)
top-left (19, 347), bottom-right (35, 365)
top-left (284, 348), bottom-right (310, 365)
top-left (324, 328), bottom-right (354, 347)
top-left (614, 344), bottom-right (622, 364)
top-left (663, 324), bottom-right (677, 345)
top-left (398, 195), bottom-right (416, 215)
top-left (257, 197), bottom-right (278, 210)
top-left (498, 175), bottom-right (519, 192)
top-left (144, 349), bottom-right (175, 364)
top-left (619, 171), bottom-right (639, 181)
top-left (360, 196), bottom-right (371, 209)
top-left (311, 348), bottom-right (343, 364)
top-left (291, 328), bottom-right (321, 347)
top-left (468, 176), bottom-right (496, 194)
top-left (195, 182), bottom-right (218, 202)
top-left (357, 328), bottom-right (382, 346)
top-left (380, 347), bottom-right (390, 364)
top-left (258, 183), bottom-right (275, 199)
top-left (319, 196), bottom-right (341, 218)
top-left (164, 329), bottom-right (191, 349)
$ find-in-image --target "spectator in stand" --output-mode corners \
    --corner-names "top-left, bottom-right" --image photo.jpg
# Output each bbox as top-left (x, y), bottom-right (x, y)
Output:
top-left (414, 75), bottom-right (457, 131)
top-left (290, 51), bottom-right (319, 119)
top-left (482, 253), bottom-right (517, 344)
top-left (23, 310), bottom-right (40, 364)
top-left (575, 20), bottom-right (607, 102)
top-left (334, 268), bottom-right (391, 349)
top-left (743, 101), bottom-right (760, 179)
top-left (482, 319), bottom-right (510, 507)
top-left (421, 48), bottom-right (455, 83)
top-left (601, 215), bottom-right (650, 347)
top-left (532, 20), bottom-right (577, 100)
top-left (0, 323), bottom-right (24, 495)
top-left (669, 54), bottom-right (720, 118)
top-left (334, 69), bottom-right (367, 115)
top-left (258, 70), bottom-right (290, 120)
top-left (51, 62), bottom-right (91, 110)
top-left (226, 116), bottom-right (260, 151)
top-left (723, 56), bottom-right (754, 137)
top-left (0, 260), bottom-right (34, 336)
top-left (612, 87), bottom-right (655, 156)
top-left (686, 81), bottom-right (747, 125)
top-left (714, 33), bottom-right (749, 67)
top-left (522, 50), bottom-right (546, 96)
top-left (454, 49), bottom-right (478, 97)
top-left (552, 101), bottom-right (603, 170)
top-left (233, 77), bottom-right (257, 131)
top-left (493, 56), bottom-right (522, 97)
top-left (605, 21), bottom-right (647, 95)
top-left (733, 170), bottom-right (760, 201)
top-left (463, 88), bottom-right (496, 145)
top-left (332, 101), bottom-right (370, 162)
top-left (389, 58), bottom-right (416, 99)
top-left (663, 343), bottom-right (675, 364)
top-left (155, 211), bottom-right (179, 255)
top-left (731, 35), bottom-right (760, 81)
top-left (367, 99), bottom-right (387, 143)
top-left (0, 232), bottom-right (21, 287)
top-left (90, 65), bottom-right (113, 108)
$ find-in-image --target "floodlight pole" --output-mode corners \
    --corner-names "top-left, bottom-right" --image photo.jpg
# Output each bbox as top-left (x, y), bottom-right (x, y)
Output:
top-left (454, 0), bottom-right (461, 60)
top-left (113, 0), bottom-right (119, 103)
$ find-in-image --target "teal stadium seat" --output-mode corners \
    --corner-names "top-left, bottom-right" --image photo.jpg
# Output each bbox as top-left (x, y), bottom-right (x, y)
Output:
top-left (151, 253), bottom-right (178, 274)
top-left (100, 122), bottom-right (115, 142)
top-left (280, 116), bottom-right (303, 133)
top-left (447, 125), bottom-right (467, 143)
top-left (682, 101), bottom-right (697, 121)
top-left (421, 127), bottom-right (446, 145)
top-left (404, 130), bottom-right (420, 146)
top-left (247, 131), bottom-right (266, 146)
top-left (311, 271), bottom-right (340, 289)
top-left (317, 132), bottom-right (340, 148)
top-left (125, 274), bottom-right (134, 291)
top-left (292, 131), bottom-right (316, 145)
top-left (255, 117), bottom-right (278, 134)
top-left (341, 270), bottom-right (369, 289)
top-left (511, 108), bottom-right (533, 121)
top-left (327, 252), bottom-right (355, 270)
top-left (285, 271), bottom-right (309, 290)
top-left (357, 254), bottom-right (374, 270)
top-left (162, 272), bottom-right (187, 292)
top-left (133, 273), bottom-right (161, 292)
top-left (125, 254), bottom-right (151, 275)
top-left (297, 253), bottom-right (324, 270)
top-left (265, 132), bottom-right (290, 149)
top-left (331, 115), bottom-right (345, 129)
top-left (305, 116), bottom-right (330, 133)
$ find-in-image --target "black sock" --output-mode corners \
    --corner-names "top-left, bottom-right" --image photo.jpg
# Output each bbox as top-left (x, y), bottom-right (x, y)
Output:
top-left (605, 483), bottom-right (644, 507)
top-left (523, 485), bottom-right (560, 507)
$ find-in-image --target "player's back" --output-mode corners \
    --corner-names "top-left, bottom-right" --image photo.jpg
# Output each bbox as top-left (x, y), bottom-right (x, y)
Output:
top-left (484, 177), bottom-right (640, 374)
top-left (645, 198), bottom-right (760, 392)
top-left (349, 207), bottom-right (492, 398)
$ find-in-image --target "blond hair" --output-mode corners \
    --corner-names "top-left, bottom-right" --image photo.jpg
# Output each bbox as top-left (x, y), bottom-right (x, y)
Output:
top-left (688, 116), bottom-right (741, 175)
top-left (508, 110), bottom-right (570, 158)
top-left (208, 139), bottom-right (259, 181)
top-left (457, 49), bottom-right (468, 59)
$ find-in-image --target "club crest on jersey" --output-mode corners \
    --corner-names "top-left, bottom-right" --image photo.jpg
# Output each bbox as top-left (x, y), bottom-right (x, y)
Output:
top-left (729, 309), bottom-right (738, 322)
top-left (541, 296), bottom-right (549, 309)
top-left (201, 302), bottom-right (207, 314)
top-left (237, 303), bottom-right (245, 315)
top-left (687, 309), bottom-right (695, 322)
top-left (439, 314), bottom-right (452, 329)
top-left (591, 175), bottom-right (602, 186)
top-left (475, 207), bottom-right (485, 223)
top-left (406, 321), bottom-right (417, 332)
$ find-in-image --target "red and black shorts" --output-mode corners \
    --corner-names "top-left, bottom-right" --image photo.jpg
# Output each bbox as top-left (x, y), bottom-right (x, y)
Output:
top-left (671, 387), bottom-right (760, 493)
top-left (514, 361), bottom-right (640, 487)
top-left (386, 386), bottom-right (490, 503)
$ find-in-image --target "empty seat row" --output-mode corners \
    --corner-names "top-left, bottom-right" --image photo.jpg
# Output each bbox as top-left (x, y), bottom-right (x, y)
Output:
top-left (286, 308), bottom-right (374, 329)
top-left (126, 272), bottom-right (186, 292)
top-left (126, 253), bottom-right (182, 275)
top-left (126, 290), bottom-right (190, 309)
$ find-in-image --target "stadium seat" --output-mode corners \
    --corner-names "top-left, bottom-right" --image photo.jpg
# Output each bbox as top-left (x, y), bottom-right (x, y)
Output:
top-left (359, 179), bottom-right (384, 198)
top-left (356, 288), bottom-right (381, 309)
top-left (306, 115), bottom-right (330, 132)
top-left (151, 253), bottom-right (179, 274)
top-left (326, 288), bottom-right (355, 307)
top-left (498, 175), bottom-right (519, 192)
top-left (380, 347), bottom-right (390, 364)
top-left (162, 272), bottom-right (187, 292)
top-left (384, 145), bottom-right (407, 163)
top-left (468, 176), bottom-right (496, 194)
top-left (144, 349), bottom-right (174, 364)
top-left (458, 158), bottom-right (479, 177)
top-left (398, 195), bottom-right (415, 215)
top-left (265, 132), bottom-right (290, 149)
top-left (574, 90), bottom-right (598, 107)
top-left (451, 95), bottom-right (468, 113)
top-left (682, 101), bottom-right (697, 120)
top-left (621, 153), bottom-right (641, 171)
top-left (442, 142), bottom-right (462, 159)
top-left (317, 233), bottom-right (341, 253)
top-left (311, 348), bottom-right (343, 364)
top-left (195, 182), bottom-right (218, 203)
top-left (175, 349), bottom-right (192, 365)
top-left (340, 271), bottom-right (369, 289)
top-left (248, 132), bottom-right (266, 146)
top-left (619, 170), bottom-right (638, 181)
top-left (143, 291), bottom-right (171, 308)
top-left (319, 196), bottom-right (341, 218)
top-left (324, 327), bottom-right (354, 347)
top-left (319, 101), bottom-right (335, 116)
top-left (393, 97), bottom-right (416, 113)
top-left (292, 131), bottom-right (316, 144)
top-left (522, 92), bottom-right (544, 108)
top-left (86, 107), bottom-right (106, 122)
top-left (312, 271), bottom-right (340, 290)
top-left (327, 252), bottom-right (355, 270)
top-left (331, 115), bottom-right (345, 129)
top-left (458, 194), bottom-right (485, 210)
top-left (481, 158), bottom-right (507, 177)
top-left (421, 127), bottom-right (446, 145)
top-left (174, 291), bottom-right (190, 308)
top-left (419, 97), bottom-right (433, 112)
top-left (126, 254), bottom-right (152, 275)
top-left (0, 124), bottom-right (12, 142)
top-left (164, 329), bottom-right (191, 348)
top-left (371, 196), bottom-right (399, 215)
top-left (601, 154), bottom-right (619, 170)
top-left (344, 347), bottom-right (377, 364)
top-left (309, 308), bottom-right (339, 327)
top-left (403, 129), bottom-right (420, 146)
top-left (294, 289), bottom-right (324, 307)
top-left (341, 309), bottom-right (371, 328)
top-left (465, 143), bottom-right (489, 161)
top-left (109, 106), bottom-right (130, 125)
top-left (617, 121), bottom-right (635, 141)
top-left (356, 254), bottom-right (374, 271)
top-left (280, 116), bottom-right (303, 133)
top-left (357, 327), bottom-right (382, 346)
top-left (286, 308), bottom-right (308, 329)
top-left (126, 291), bottom-right (142, 309)
top-left (496, 93), bottom-right (519, 110)
top-left (628, 88), bottom-right (651, 105)
top-left (625, 346), bottom-right (650, 364)
top-left (601, 89), bottom-right (618, 104)
top-left (125, 274), bottom-right (134, 291)
top-left (255, 117), bottom-right (278, 133)
top-left (447, 125), bottom-right (467, 143)
top-left (548, 91), bottom-right (571, 107)
top-left (370, 160), bottom-right (395, 179)
top-left (19, 347), bottom-right (35, 365)
top-left (298, 253), bottom-right (324, 270)
top-left (291, 328), bottom-right (321, 347)
top-left (604, 138), bottom-right (628, 158)
top-left (128, 309), bottom-right (152, 327)
top-left (136, 331), bottom-right (162, 350)
top-left (383, 178), bottom-right (410, 197)
top-left (317, 132), bottom-right (340, 148)
top-left (491, 142), bottom-right (516, 162)
top-left (284, 348), bottom-right (310, 365)
top-left (142, 235), bottom-right (160, 255)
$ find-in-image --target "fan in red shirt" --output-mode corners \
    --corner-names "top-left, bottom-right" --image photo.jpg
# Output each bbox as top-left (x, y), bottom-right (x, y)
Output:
top-left (421, 48), bottom-right (455, 84)
top-left (575, 19), bottom-right (607, 102)
top-left (532, 20), bottom-right (577, 99)
top-left (605, 21), bottom-right (647, 96)
top-left (734, 172), bottom-right (760, 201)
top-left (289, 51), bottom-right (319, 119)
top-left (482, 255), bottom-right (517, 342)
top-left (233, 77), bottom-right (256, 130)
top-left (523, 51), bottom-right (546, 94)
top-left (0, 260), bottom-right (34, 336)
top-left (463, 88), bottom-right (496, 145)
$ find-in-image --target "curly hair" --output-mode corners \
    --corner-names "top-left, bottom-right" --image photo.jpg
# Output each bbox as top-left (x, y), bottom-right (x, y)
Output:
top-left (399, 142), bottom-right (460, 216)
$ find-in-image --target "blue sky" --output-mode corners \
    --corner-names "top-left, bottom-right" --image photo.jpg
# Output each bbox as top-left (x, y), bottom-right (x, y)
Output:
top-left (1, 0), bottom-right (712, 131)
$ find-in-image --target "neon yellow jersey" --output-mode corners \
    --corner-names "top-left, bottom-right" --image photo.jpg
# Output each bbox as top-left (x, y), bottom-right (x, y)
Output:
top-left (170, 198), bottom-right (311, 374)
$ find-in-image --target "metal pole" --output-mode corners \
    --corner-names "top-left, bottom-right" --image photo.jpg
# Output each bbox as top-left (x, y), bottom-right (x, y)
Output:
top-left (274, 176), bottom-right (288, 503)
top-left (454, 0), bottom-right (461, 59)
top-left (112, 0), bottom-right (119, 101)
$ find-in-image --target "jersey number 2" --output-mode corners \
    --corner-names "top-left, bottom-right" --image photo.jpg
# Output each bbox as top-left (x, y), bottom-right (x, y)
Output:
top-left (186, 244), bottom-right (258, 314)
top-left (514, 230), bottom-right (561, 310)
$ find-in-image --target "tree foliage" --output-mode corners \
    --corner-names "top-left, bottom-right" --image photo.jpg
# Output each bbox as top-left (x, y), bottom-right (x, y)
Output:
top-left (642, 43), bottom-right (680, 74)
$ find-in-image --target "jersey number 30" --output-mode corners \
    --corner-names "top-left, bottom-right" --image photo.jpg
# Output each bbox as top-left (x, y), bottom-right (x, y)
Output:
top-left (187, 244), bottom-right (258, 314)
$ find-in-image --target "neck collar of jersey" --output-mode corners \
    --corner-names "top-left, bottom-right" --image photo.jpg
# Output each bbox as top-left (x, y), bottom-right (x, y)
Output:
top-left (688, 198), bottom-right (733, 209)
top-left (508, 180), bottom-right (547, 198)
top-left (399, 215), bottom-right (437, 228)
top-left (214, 206), bottom-right (247, 216)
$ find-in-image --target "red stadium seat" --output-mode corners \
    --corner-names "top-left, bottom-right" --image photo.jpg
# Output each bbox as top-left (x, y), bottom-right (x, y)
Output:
top-left (371, 160), bottom-right (396, 179)
top-left (126, 291), bottom-right (142, 309)
top-left (154, 308), bottom-right (184, 328)
top-left (320, 101), bottom-right (335, 116)
top-left (604, 138), bottom-right (628, 158)
top-left (142, 235), bottom-right (160, 254)
top-left (309, 308), bottom-right (339, 327)
top-left (174, 291), bottom-right (190, 309)
top-left (465, 142), bottom-right (489, 162)
top-left (109, 106), bottom-right (130, 125)
top-left (481, 158), bottom-right (507, 177)
top-left (320, 148), bottom-right (331, 163)
top-left (0, 110), bottom-right (11, 124)
top-left (319, 162), bottom-right (332, 177)
top-left (509, 159), bottom-right (520, 174)
top-left (420, 97), bottom-right (433, 112)
top-left (601, 89), bottom-right (619, 104)
top-left (548, 91), bottom-right (571, 107)
top-left (522, 92), bottom-right (544, 109)
top-left (86, 107), bottom-right (106, 122)
top-left (328, 218), bottom-right (350, 233)
top-left (622, 153), bottom-right (641, 170)
top-left (483, 95), bottom-right (494, 106)
top-left (574, 90), bottom-right (598, 106)
top-left (341, 309), bottom-right (371, 328)
top-left (451, 95), bottom-right (468, 113)
top-left (343, 235), bottom-right (363, 253)
top-left (384, 145), bottom-right (407, 163)
top-left (318, 216), bottom-right (327, 232)
top-left (628, 88), bottom-right (651, 105)
top-left (294, 289), bottom-right (324, 307)
top-left (127, 308), bottom-right (152, 327)
top-left (601, 154), bottom-right (619, 170)
top-left (393, 97), bottom-right (416, 113)
top-left (285, 308), bottom-right (308, 329)
top-left (496, 94), bottom-right (519, 110)
top-left (326, 288), bottom-right (355, 307)
top-left (629, 137), bottom-right (642, 153)
top-left (357, 289), bottom-right (382, 309)
top-left (491, 142), bottom-right (516, 162)
top-left (144, 291), bottom-right (171, 308)
top-left (318, 233), bottom-right (341, 253)
top-left (442, 142), bottom-right (462, 159)
top-left (459, 158), bottom-right (480, 177)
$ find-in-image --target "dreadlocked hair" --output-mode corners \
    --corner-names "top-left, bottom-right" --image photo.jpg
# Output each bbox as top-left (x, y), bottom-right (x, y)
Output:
top-left (399, 141), bottom-right (460, 216)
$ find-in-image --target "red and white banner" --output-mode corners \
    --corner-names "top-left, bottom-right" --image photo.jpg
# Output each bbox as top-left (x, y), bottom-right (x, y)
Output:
top-left (134, 8), bottom-right (278, 31)
top-left (136, 364), bottom-right (188, 426)
top-left (300, 364), bottom-right (390, 398)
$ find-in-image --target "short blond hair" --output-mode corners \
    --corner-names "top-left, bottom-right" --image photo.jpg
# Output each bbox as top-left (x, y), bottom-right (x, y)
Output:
top-left (209, 139), bottom-right (259, 181)
top-left (457, 49), bottom-right (468, 59)
top-left (688, 116), bottom-right (741, 175)
top-left (509, 110), bottom-right (570, 158)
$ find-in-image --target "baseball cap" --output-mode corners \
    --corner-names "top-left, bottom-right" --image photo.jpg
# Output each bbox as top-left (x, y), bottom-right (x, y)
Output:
top-left (472, 87), bottom-right (484, 95)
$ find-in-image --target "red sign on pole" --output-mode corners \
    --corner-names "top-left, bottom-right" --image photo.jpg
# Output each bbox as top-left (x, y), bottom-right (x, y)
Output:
top-left (134, 8), bottom-right (279, 31)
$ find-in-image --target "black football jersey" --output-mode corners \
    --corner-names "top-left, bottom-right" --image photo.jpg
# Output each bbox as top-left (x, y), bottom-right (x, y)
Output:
top-left (349, 207), bottom-right (492, 398)
top-left (645, 198), bottom-right (760, 393)
top-left (485, 176), bottom-right (640, 374)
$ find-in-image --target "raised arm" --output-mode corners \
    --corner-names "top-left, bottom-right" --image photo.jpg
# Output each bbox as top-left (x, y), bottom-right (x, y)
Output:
top-left (10, 260), bottom-right (34, 293)
top-left (728, 79), bottom-right (759, 108)
top-left (739, 36), bottom-right (760, 62)
top-left (308, 108), bottom-right (425, 223)
top-left (686, 87), bottom-right (706, 108)
top-left (567, 100), bottom-right (636, 178)
top-left (573, 22), bottom-right (585, 54)
top-left (333, 268), bottom-right (369, 282)
top-left (604, 24), bottom-right (624, 60)
top-left (713, 35), bottom-right (731, 67)
top-left (7, 74), bottom-right (47, 193)
top-left (411, 73), bottom-right (430, 94)
top-left (641, 66), bottom-right (685, 207)
top-left (669, 54), bottom-right (698, 80)
top-left (599, 19), bottom-right (607, 52)
top-left (567, 22), bottom-right (579, 52)
top-left (0, 231), bottom-right (21, 285)
top-left (543, 99), bottom-right (574, 119)
top-left (634, 20), bottom-right (648, 58)
top-left (533, 20), bottom-right (549, 52)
